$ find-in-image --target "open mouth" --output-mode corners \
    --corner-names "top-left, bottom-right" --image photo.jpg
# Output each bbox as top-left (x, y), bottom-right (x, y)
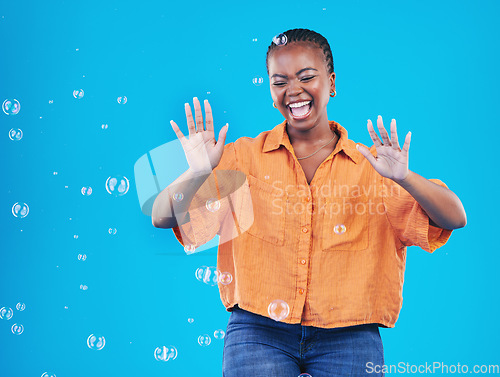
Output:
top-left (288, 100), bottom-right (313, 120)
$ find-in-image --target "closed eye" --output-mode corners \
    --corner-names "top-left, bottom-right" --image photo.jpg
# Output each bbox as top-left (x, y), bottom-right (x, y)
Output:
top-left (272, 76), bottom-right (315, 86)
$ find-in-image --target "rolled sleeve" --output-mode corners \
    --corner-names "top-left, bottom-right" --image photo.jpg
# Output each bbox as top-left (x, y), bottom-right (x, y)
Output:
top-left (383, 177), bottom-right (453, 253)
top-left (171, 142), bottom-right (238, 248)
top-left (172, 214), bottom-right (193, 247)
top-left (172, 207), bottom-right (210, 247)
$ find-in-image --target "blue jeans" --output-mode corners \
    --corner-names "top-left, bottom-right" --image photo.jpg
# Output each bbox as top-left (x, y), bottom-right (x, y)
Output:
top-left (222, 306), bottom-right (385, 377)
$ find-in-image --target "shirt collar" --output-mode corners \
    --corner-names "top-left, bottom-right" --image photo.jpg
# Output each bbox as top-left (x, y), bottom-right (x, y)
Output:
top-left (262, 119), bottom-right (363, 164)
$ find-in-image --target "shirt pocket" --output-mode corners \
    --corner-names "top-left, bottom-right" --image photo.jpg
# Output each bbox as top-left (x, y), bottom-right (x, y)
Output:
top-left (246, 174), bottom-right (287, 245)
top-left (320, 195), bottom-right (369, 251)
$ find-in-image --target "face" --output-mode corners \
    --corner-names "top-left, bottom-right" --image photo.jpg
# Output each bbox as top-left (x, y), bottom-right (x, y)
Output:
top-left (268, 41), bottom-right (335, 131)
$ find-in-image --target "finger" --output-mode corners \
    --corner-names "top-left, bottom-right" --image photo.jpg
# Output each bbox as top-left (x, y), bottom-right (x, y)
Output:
top-left (356, 144), bottom-right (378, 166)
top-left (367, 119), bottom-right (383, 147)
top-left (377, 115), bottom-right (392, 146)
top-left (204, 99), bottom-right (214, 134)
top-left (216, 123), bottom-right (229, 150)
top-left (170, 119), bottom-right (187, 146)
top-left (193, 97), bottom-right (204, 132)
top-left (390, 119), bottom-right (401, 150)
top-left (185, 102), bottom-right (196, 137)
top-left (402, 131), bottom-right (411, 154)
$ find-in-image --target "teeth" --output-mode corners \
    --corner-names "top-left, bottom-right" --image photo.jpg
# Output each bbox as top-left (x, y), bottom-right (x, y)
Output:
top-left (289, 101), bottom-right (311, 108)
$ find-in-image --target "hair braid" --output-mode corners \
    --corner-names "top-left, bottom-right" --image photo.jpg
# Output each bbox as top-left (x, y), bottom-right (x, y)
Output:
top-left (265, 28), bottom-right (334, 77)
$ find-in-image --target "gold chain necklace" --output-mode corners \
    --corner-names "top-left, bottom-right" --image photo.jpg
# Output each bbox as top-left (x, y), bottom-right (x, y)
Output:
top-left (296, 132), bottom-right (337, 160)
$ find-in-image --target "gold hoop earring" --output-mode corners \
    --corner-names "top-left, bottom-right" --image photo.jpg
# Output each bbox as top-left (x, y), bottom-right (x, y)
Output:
top-left (273, 102), bottom-right (277, 108)
top-left (330, 90), bottom-right (336, 97)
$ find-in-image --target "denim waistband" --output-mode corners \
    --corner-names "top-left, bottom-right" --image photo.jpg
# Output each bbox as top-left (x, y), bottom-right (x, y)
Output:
top-left (230, 305), bottom-right (379, 332)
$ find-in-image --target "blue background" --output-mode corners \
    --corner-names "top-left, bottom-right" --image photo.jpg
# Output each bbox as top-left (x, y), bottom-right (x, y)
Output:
top-left (1, 0), bottom-right (498, 375)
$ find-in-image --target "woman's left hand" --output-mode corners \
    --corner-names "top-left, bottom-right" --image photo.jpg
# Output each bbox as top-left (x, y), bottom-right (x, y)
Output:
top-left (356, 115), bottom-right (411, 183)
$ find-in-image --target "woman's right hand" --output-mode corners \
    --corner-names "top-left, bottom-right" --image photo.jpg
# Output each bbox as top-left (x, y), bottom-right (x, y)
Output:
top-left (170, 97), bottom-right (229, 174)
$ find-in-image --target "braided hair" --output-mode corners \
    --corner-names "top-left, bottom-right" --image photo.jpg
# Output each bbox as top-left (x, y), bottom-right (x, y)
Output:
top-left (265, 28), bottom-right (334, 77)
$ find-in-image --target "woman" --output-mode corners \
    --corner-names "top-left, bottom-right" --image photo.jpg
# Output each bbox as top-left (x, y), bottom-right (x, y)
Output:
top-left (152, 28), bottom-right (466, 377)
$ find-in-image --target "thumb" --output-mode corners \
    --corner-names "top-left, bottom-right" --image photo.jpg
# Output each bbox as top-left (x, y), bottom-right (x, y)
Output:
top-left (217, 123), bottom-right (229, 147)
top-left (356, 144), bottom-right (377, 166)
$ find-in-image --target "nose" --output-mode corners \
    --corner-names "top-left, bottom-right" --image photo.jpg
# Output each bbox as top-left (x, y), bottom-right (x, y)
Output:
top-left (286, 79), bottom-right (304, 97)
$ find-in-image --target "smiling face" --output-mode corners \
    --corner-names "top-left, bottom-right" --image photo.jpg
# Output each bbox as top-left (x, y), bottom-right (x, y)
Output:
top-left (268, 41), bottom-right (335, 134)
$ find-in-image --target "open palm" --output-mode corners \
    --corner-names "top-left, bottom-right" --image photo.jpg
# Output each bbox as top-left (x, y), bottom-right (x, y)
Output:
top-left (170, 97), bottom-right (228, 174)
top-left (356, 115), bottom-right (411, 183)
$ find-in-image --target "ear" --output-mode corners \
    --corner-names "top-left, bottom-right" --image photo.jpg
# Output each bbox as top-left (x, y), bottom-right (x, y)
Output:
top-left (330, 72), bottom-right (336, 93)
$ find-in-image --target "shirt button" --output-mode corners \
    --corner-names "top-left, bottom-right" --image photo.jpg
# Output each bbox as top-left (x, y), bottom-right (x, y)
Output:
top-left (300, 259), bottom-right (306, 265)
top-left (302, 227), bottom-right (308, 233)
top-left (299, 288), bottom-right (304, 294)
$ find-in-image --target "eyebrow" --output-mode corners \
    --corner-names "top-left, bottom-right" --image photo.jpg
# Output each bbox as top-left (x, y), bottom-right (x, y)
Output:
top-left (271, 67), bottom-right (318, 79)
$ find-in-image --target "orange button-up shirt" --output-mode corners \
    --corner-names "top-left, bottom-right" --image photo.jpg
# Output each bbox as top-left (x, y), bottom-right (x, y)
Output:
top-left (172, 119), bottom-right (452, 329)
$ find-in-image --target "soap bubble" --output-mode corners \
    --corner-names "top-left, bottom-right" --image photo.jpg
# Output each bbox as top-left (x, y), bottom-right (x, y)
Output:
top-left (87, 333), bottom-right (105, 350)
top-left (218, 272), bottom-right (233, 285)
top-left (172, 192), bottom-right (184, 202)
top-left (73, 89), bottom-right (84, 99)
top-left (184, 244), bottom-right (196, 254)
top-left (333, 224), bottom-right (346, 235)
top-left (0, 307), bottom-right (14, 320)
top-left (268, 299), bottom-right (290, 321)
top-left (101, 123), bottom-right (108, 129)
top-left (117, 96), bottom-right (127, 104)
top-left (272, 33), bottom-right (287, 46)
top-left (80, 284), bottom-right (88, 290)
top-left (188, 318), bottom-right (194, 323)
top-left (15, 302), bottom-right (25, 311)
top-left (108, 228), bottom-right (117, 235)
top-left (195, 266), bottom-right (218, 286)
top-left (11, 323), bottom-right (23, 335)
top-left (105, 175), bottom-right (130, 196)
top-left (41, 373), bottom-right (56, 377)
top-left (12, 202), bottom-right (29, 218)
top-left (205, 198), bottom-right (221, 212)
top-left (197, 334), bottom-right (211, 346)
top-left (81, 186), bottom-right (92, 196)
top-left (298, 374), bottom-right (312, 377)
top-left (2, 99), bottom-right (21, 115)
top-left (252, 76), bottom-right (264, 86)
top-left (9, 128), bottom-right (23, 141)
top-left (77, 253), bottom-right (87, 261)
top-left (154, 345), bottom-right (178, 361)
top-left (214, 329), bottom-right (225, 339)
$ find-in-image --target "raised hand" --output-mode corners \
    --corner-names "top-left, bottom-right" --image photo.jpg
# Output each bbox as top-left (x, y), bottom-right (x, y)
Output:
top-left (170, 97), bottom-right (229, 174)
top-left (356, 115), bottom-right (411, 183)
